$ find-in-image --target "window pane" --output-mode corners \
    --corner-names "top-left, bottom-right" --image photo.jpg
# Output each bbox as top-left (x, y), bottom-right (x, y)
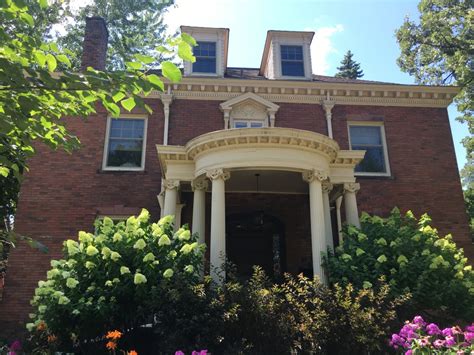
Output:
top-left (234, 121), bottom-right (248, 128)
top-left (349, 126), bottom-right (382, 145)
top-left (282, 61), bottom-right (305, 76)
top-left (353, 146), bottom-right (386, 173)
top-left (193, 41), bottom-right (216, 73)
top-left (107, 119), bottom-right (145, 168)
top-left (250, 122), bottom-right (263, 128)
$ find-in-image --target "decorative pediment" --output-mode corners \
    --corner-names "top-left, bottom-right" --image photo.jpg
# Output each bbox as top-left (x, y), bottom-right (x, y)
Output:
top-left (219, 92), bottom-right (280, 128)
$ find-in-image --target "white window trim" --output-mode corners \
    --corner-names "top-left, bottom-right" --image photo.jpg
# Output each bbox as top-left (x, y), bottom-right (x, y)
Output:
top-left (347, 121), bottom-right (391, 177)
top-left (102, 114), bottom-right (148, 172)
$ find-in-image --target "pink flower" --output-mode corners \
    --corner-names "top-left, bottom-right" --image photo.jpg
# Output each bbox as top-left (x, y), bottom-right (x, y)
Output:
top-left (464, 331), bottom-right (474, 343)
top-left (465, 324), bottom-right (474, 332)
top-left (191, 351), bottom-right (208, 355)
top-left (9, 341), bottom-right (21, 351)
top-left (433, 339), bottom-right (445, 348)
top-left (426, 323), bottom-right (441, 335)
top-left (413, 316), bottom-right (426, 326)
top-left (445, 335), bottom-right (456, 347)
top-left (442, 327), bottom-right (453, 337)
top-left (405, 350), bottom-right (413, 355)
top-left (175, 351), bottom-right (185, 355)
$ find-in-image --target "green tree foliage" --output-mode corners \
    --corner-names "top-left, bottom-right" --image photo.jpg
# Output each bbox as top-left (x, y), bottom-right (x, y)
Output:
top-left (0, 0), bottom-right (195, 280)
top-left (325, 208), bottom-right (474, 321)
top-left (57, 0), bottom-right (175, 70)
top-left (335, 50), bottom-right (364, 79)
top-left (395, 0), bottom-right (473, 221)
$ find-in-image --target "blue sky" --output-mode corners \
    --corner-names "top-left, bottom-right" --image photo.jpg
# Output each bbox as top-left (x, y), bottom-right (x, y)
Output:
top-left (164, 0), bottom-right (468, 171)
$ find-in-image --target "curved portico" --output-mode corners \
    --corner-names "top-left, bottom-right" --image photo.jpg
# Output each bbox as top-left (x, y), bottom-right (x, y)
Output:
top-left (157, 128), bottom-right (365, 283)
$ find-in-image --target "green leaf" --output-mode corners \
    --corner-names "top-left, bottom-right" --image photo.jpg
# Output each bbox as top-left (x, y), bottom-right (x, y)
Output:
top-left (33, 51), bottom-right (46, 67)
top-left (178, 42), bottom-right (195, 63)
top-left (46, 54), bottom-right (57, 72)
top-left (56, 55), bottom-right (71, 67)
top-left (363, 281), bottom-right (373, 289)
top-left (134, 54), bottom-right (155, 64)
top-left (20, 12), bottom-right (34, 26)
top-left (125, 61), bottom-right (142, 70)
top-left (121, 97), bottom-right (136, 112)
top-left (112, 92), bottom-right (126, 103)
top-left (181, 32), bottom-right (197, 46)
top-left (39, 0), bottom-right (48, 8)
top-left (0, 166), bottom-right (10, 177)
top-left (377, 254), bottom-right (387, 263)
top-left (147, 74), bottom-right (164, 91)
top-left (161, 61), bottom-right (182, 83)
top-left (356, 248), bottom-right (365, 256)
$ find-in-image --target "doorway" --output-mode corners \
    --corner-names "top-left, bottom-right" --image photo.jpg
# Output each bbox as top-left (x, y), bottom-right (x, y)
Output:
top-left (226, 212), bottom-right (285, 279)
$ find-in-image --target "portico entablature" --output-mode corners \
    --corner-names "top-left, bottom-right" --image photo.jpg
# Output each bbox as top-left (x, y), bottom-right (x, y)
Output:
top-left (156, 127), bottom-right (365, 181)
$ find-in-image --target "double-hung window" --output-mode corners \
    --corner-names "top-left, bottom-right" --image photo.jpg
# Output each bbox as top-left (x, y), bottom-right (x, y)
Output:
top-left (193, 41), bottom-right (217, 74)
top-left (103, 116), bottom-right (147, 171)
top-left (280, 45), bottom-right (304, 77)
top-left (348, 123), bottom-right (390, 176)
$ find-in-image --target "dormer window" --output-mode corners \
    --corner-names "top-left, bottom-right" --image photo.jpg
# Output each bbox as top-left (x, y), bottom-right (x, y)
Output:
top-left (193, 41), bottom-right (217, 73)
top-left (281, 45), bottom-right (304, 77)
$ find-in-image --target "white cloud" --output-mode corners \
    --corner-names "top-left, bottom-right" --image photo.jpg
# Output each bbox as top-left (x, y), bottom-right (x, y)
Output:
top-left (307, 24), bottom-right (344, 75)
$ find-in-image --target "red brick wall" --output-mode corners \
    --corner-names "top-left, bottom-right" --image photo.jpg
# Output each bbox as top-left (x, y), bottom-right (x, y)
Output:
top-left (1, 99), bottom-right (471, 338)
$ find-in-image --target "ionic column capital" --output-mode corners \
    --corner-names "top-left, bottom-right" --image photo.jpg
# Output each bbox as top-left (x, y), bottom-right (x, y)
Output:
top-left (163, 179), bottom-right (180, 190)
top-left (343, 182), bottom-right (360, 193)
top-left (322, 180), bottom-right (333, 194)
top-left (206, 168), bottom-right (230, 181)
top-left (191, 178), bottom-right (209, 191)
top-left (302, 169), bottom-right (328, 183)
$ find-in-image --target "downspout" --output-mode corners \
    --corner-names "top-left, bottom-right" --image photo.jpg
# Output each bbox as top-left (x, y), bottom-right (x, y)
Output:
top-left (336, 195), bottom-right (343, 245)
top-left (322, 92), bottom-right (335, 139)
top-left (158, 88), bottom-right (173, 217)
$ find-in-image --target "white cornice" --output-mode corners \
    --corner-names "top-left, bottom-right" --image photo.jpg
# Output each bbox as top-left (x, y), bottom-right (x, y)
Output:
top-left (148, 78), bottom-right (459, 108)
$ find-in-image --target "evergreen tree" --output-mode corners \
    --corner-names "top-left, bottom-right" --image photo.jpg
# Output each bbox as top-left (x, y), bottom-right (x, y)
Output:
top-left (57, 0), bottom-right (175, 70)
top-left (335, 50), bottom-right (364, 79)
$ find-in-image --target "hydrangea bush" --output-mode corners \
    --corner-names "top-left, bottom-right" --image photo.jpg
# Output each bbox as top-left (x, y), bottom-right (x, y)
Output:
top-left (325, 208), bottom-right (474, 320)
top-left (390, 316), bottom-right (474, 353)
top-left (27, 210), bottom-right (204, 349)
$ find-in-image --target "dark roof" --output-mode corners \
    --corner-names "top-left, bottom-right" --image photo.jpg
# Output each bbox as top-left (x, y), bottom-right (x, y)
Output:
top-left (225, 67), bottom-right (396, 85)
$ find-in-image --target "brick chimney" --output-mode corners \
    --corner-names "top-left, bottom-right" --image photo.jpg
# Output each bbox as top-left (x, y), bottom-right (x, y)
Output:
top-left (81, 17), bottom-right (108, 71)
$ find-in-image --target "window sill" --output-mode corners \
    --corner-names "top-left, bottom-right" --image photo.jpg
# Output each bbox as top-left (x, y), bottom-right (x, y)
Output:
top-left (355, 174), bottom-right (394, 180)
top-left (98, 168), bottom-right (147, 174)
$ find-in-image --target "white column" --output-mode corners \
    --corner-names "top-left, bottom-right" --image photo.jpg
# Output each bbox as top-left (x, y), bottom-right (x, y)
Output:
top-left (322, 181), bottom-right (334, 251)
top-left (175, 203), bottom-right (185, 229)
top-left (322, 99), bottom-right (335, 139)
top-left (161, 94), bottom-right (173, 145)
top-left (162, 179), bottom-right (179, 218)
top-left (206, 169), bottom-right (230, 284)
top-left (268, 109), bottom-right (277, 127)
top-left (191, 178), bottom-right (208, 245)
top-left (303, 169), bottom-right (327, 283)
top-left (344, 183), bottom-right (361, 228)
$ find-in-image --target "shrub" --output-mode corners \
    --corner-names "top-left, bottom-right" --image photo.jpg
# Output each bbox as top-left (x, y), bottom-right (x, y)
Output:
top-left (217, 267), bottom-right (408, 354)
top-left (325, 208), bottom-right (474, 321)
top-left (390, 316), bottom-right (474, 353)
top-left (27, 210), bottom-right (205, 351)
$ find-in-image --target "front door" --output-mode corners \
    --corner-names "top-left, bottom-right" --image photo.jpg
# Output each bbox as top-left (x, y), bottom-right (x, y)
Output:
top-left (227, 212), bottom-right (285, 279)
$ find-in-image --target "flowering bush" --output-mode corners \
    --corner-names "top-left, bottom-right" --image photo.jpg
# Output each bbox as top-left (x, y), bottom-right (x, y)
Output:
top-left (325, 208), bottom-right (474, 320)
top-left (390, 316), bottom-right (474, 353)
top-left (27, 210), bottom-right (204, 351)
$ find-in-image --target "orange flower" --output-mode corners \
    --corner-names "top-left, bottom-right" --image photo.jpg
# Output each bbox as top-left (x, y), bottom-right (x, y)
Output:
top-left (37, 321), bottom-right (47, 331)
top-left (128, 351), bottom-right (138, 355)
top-left (105, 330), bottom-right (122, 340)
top-left (47, 334), bottom-right (58, 343)
top-left (106, 341), bottom-right (117, 350)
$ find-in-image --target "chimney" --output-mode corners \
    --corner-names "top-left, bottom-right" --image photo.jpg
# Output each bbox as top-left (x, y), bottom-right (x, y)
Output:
top-left (81, 17), bottom-right (108, 71)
